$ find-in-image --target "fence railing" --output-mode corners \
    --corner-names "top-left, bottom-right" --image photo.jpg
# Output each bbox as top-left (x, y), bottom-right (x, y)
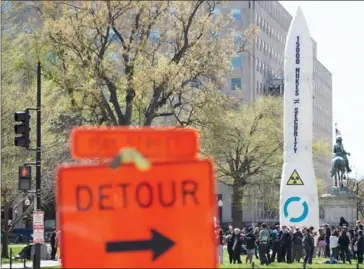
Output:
top-left (8, 247), bottom-right (28, 269)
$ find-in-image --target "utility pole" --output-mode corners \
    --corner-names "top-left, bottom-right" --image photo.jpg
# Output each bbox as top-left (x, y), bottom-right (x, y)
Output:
top-left (34, 61), bottom-right (42, 269)
top-left (15, 62), bottom-right (42, 268)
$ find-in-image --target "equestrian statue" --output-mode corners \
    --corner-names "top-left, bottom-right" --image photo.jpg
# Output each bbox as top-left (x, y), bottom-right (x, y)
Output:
top-left (330, 136), bottom-right (352, 187)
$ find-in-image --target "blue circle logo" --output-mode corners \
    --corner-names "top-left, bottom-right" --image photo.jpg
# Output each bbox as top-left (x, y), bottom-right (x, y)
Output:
top-left (283, 196), bottom-right (309, 223)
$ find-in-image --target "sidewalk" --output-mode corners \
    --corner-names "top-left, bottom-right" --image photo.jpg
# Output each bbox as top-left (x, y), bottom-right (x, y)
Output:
top-left (1, 260), bottom-right (60, 268)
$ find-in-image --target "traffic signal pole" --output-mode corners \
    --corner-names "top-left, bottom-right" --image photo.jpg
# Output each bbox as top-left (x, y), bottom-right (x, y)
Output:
top-left (33, 61), bottom-right (42, 269)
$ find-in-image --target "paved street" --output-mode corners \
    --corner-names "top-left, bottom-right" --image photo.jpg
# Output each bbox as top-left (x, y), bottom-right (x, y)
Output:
top-left (1, 260), bottom-right (60, 268)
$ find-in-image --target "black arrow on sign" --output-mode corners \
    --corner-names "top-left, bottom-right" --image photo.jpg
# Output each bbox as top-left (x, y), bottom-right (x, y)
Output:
top-left (105, 229), bottom-right (175, 261)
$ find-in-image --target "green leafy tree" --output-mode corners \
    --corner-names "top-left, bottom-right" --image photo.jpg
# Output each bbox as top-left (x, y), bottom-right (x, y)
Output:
top-left (1, 3), bottom-right (70, 257)
top-left (14, 0), bottom-right (257, 130)
top-left (201, 96), bottom-right (331, 227)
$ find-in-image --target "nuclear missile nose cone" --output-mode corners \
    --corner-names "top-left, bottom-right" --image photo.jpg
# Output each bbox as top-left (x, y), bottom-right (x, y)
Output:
top-left (292, 6), bottom-right (307, 23)
top-left (296, 6), bottom-right (304, 16)
top-left (286, 5), bottom-right (311, 40)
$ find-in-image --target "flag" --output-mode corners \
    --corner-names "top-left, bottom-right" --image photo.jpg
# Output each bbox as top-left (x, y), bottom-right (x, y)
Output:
top-left (335, 123), bottom-right (342, 137)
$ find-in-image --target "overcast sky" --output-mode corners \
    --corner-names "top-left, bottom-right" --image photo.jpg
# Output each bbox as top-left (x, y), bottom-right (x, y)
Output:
top-left (280, 1), bottom-right (364, 177)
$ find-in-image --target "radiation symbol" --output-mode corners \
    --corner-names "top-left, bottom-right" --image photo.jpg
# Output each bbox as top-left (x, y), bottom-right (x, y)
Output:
top-left (286, 169), bottom-right (304, 185)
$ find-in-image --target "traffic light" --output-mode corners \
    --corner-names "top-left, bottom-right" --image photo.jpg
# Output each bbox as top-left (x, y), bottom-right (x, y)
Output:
top-left (18, 166), bottom-right (32, 191)
top-left (14, 110), bottom-right (31, 148)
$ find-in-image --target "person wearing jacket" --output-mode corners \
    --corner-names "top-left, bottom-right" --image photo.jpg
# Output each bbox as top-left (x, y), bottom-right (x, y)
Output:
top-left (253, 227), bottom-right (260, 260)
top-left (244, 227), bottom-right (256, 265)
top-left (225, 225), bottom-right (234, 264)
top-left (338, 229), bottom-right (351, 264)
top-left (316, 228), bottom-right (326, 257)
top-left (330, 230), bottom-right (339, 260)
top-left (339, 217), bottom-right (349, 227)
top-left (356, 230), bottom-right (364, 264)
top-left (232, 228), bottom-right (243, 264)
top-left (217, 228), bottom-right (224, 265)
top-left (280, 226), bottom-right (293, 263)
top-left (257, 223), bottom-right (270, 265)
top-left (270, 225), bottom-right (281, 263)
top-left (324, 224), bottom-right (331, 258)
top-left (292, 228), bottom-right (303, 263)
top-left (302, 228), bottom-right (315, 268)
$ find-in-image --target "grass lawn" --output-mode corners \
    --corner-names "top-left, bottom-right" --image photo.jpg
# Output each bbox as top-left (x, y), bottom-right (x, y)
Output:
top-left (1, 244), bottom-right (27, 264)
top-left (220, 250), bottom-right (364, 268)
top-left (1, 244), bottom-right (60, 268)
top-left (2, 246), bottom-right (364, 268)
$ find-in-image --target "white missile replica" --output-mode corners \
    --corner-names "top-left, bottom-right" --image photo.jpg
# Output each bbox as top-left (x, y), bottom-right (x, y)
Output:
top-left (279, 7), bottom-right (319, 228)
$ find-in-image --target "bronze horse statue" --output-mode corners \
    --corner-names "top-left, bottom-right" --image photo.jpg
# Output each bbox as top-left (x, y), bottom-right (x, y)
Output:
top-left (330, 156), bottom-right (347, 187)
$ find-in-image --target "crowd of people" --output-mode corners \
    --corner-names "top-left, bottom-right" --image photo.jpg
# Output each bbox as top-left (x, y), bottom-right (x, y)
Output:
top-left (217, 219), bottom-right (364, 267)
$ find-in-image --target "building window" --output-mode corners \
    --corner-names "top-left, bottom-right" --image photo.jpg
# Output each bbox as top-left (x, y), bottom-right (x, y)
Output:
top-left (233, 32), bottom-right (242, 44)
top-left (257, 38), bottom-right (260, 49)
top-left (256, 59), bottom-right (259, 72)
top-left (149, 30), bottom-right (160, 41)
top-left (231, 78), bottom-right (242, 90)
top-left (232, 55), bottom-right (241, 67)
top-left (260, 82), bottom-right (263, 94)
top-left (256, 80), bottom-right (259, 94)
top-left (231, 8), bottom-right (241, 21)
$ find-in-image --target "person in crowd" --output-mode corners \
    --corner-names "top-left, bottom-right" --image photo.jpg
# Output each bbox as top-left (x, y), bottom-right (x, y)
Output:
top-left (257, 223), bottom-right (270, 265)
top-left (280, 225), bottom-right (292, 263)
top-left (225, 225), bottom-right (234, 264)
top-left (339, 217), bottom-right (349, 227)
top-left (50, 227), bottom-right (58, 260)
top-left (330, 230), bottom-right (339, 260)
top-left (217, 228), bottom-right (224, 265)
top-left (245, 227), bottom-right (256, 265)
top-left (270, 225), bottom-right (281, 263)
top-left (357, 220), bottom-right (364, 231)
top-left (324, 223), bottom-right (331, 258)
top-left (338, 229), bottom-right (351, 264)
top-left (356, 230), bottom-right (364, 264)
top-left (231, 228), bottom-right (243, 264)
top-left (316, 228), bottom-right (326, 257)
top-left (302, 228), bottom-right (314, 268)
top-left (253, 227), bottom-right (260, 260)
top-left (309, 226), bottom-right (317, 262)
top-left (292, 227), bottom-right (303, 263)
top-left (349, 228), bottom-right (357, 259)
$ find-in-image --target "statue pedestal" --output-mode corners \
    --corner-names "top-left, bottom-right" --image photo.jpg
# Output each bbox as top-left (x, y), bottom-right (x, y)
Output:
top-left (320, 186), bottom-right (359, 226)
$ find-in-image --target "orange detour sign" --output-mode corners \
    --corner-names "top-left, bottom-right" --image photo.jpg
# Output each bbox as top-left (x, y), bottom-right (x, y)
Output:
top-left (57, 160), bottom-right (217, 268)
top-left (70, 127), bottom-right (199, 160)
